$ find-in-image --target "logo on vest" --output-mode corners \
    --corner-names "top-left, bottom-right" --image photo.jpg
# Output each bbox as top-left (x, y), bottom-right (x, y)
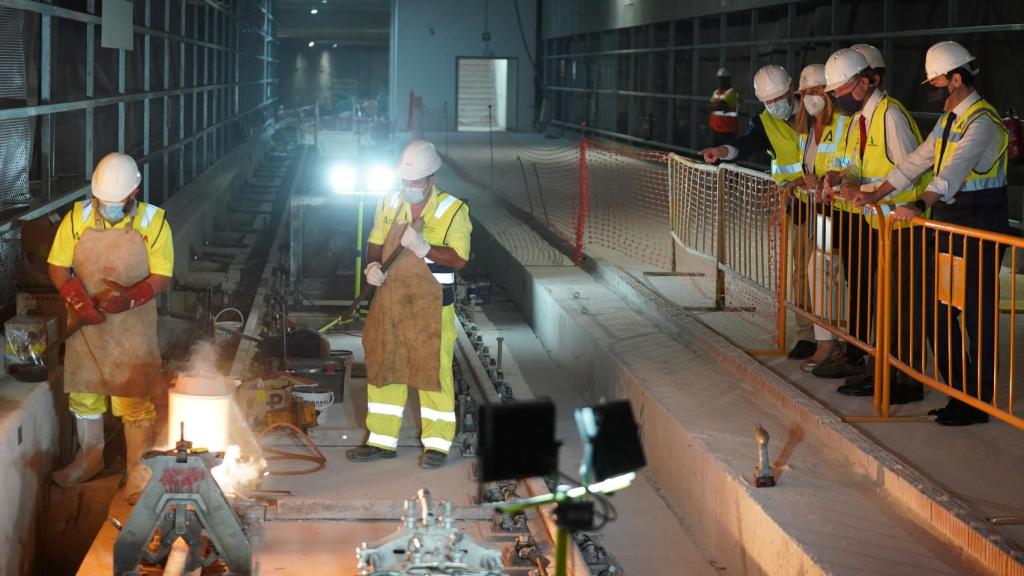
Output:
top-left (823, 131), bottom-right (833, 143)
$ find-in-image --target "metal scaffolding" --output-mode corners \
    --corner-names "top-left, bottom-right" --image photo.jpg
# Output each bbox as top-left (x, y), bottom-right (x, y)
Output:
top-left (0, 0), bottom-right (279, 234)
top-left (542, 0), bottom-right (1024, 154)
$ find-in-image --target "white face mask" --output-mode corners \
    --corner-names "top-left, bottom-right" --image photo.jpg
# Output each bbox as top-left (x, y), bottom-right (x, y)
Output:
top-left (401, 182), bottom-right (429, 203)
top-left (765, 98), bottom-right (793, 120)
top-left (802, 94), bottom-right (826, 117)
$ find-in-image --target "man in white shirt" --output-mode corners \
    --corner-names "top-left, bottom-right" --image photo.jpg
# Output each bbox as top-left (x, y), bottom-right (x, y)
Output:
top-left (853, 41), bottom-right (1009, 426)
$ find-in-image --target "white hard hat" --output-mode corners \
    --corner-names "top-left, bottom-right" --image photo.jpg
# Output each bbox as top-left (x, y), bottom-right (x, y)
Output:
top-left (824, 48), bottom-right (869, 92)
top-left (923, 40), bottom-right (978, 84)
top-left (851, 43), bottom-right (885, 69)
top-left (753, 65), bottom-right (791, 102)
top-left (91, 152), bottom-right (141, 203)
top-left (397, 139), bottom-right (443, 181)
top-left (798, 64), bottom-right (826, 90)
top-left (716, 67), bottom-right (731, 78)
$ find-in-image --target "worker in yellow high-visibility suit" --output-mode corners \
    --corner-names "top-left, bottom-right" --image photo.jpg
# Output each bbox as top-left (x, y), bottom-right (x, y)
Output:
top-left (346, 140), bottom-right (472, 469)
top-left (48, 151), bottom-right (173, 504)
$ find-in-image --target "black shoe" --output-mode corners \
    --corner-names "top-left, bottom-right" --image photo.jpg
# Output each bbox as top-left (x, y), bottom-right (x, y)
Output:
top-left (346, 445), bottom-right (397, 462)
top-left (889, 382), bottom-right (924, 405)
top-left (837, 374), bottom-right (874, 397)
top-left (935, 406), bottom-right (989, 426)
top-left (843, 373), bottom-right (873, 388)
top-left (815, 355), bottom-right (865, 379)
top-left (419, 450), bottom-right (447, 469)
top-left (788, 340), bottom-right (818, 360)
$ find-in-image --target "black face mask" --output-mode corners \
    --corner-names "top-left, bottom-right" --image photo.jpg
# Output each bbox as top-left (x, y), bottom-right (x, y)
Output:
top-left (835, 90), bottom-right (865, 115)
top-left (925, 85), bottom-right (947, 111)
top-left (718, 78), bottom-right (731, 90)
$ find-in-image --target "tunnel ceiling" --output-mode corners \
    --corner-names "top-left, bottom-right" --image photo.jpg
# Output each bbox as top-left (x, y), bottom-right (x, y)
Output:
top-left (275, 0), bottom-right (389, 45)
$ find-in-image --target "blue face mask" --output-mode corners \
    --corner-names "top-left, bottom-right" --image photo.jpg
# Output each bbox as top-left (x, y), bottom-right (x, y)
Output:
top-left (99, 202), bottom-right (127, 222)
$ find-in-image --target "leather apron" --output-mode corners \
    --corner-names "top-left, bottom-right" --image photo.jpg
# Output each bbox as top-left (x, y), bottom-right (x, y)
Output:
top-left (64, 206), bottom-right (161, 397)
top-left (362, 223), bottom-right (442, 392)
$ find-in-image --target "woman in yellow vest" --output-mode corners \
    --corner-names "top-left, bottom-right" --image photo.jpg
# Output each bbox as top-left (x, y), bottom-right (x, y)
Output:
top-left (700, 65), bottom-right (818, 359)
top-left (857, 42), bottom-right (1008, 426)
top-left (818, 48), bottom-right (928, 405)
top-left (785, 64), bottom-right (851, 372)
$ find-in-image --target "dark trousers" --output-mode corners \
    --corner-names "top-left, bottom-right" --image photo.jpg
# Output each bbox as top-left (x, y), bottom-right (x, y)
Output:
top-left (889, 226), bottom-right (925, 374)
top-left (832, 210), bottom-right (877, 361)
top-left (926, 188), bottom-right (1010, 404)
top-left (711, 131), bottom-right (735, 147)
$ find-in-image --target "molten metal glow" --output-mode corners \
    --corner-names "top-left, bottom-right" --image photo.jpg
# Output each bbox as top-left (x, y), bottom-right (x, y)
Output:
top-left (168, 388), bottom-right (231, 452)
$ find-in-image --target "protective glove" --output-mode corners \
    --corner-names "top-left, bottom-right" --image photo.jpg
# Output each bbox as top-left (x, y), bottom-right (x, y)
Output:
top-left (400, 224), bottom-right (432, 259)
top-left (59, 277), bottom-right (106, 325)
top-left (96, 279), bottom-right (155, 313)
top-left (365, 262), bottom-right (387, 286)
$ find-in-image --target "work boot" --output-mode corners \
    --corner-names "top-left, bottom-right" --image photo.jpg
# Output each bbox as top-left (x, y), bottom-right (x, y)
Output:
top-left (419, 450), bottom-right (447, 469)
top-left (123, 418), bottom-right (155, 504)
top-left (52, 416), bottom-right (106, 487)
top-left (346, 445), bottom-right (397, 462)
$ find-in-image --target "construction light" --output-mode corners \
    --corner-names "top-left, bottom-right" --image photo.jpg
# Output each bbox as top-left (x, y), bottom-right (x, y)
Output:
top-left (307, 41), bottom-right (315, 48)
top-left (367, 165), bottom-right (396, 193)
top-left (310, 8), bottom-right (318, 14)
top-left (330, 165), bottom-right (357, 192)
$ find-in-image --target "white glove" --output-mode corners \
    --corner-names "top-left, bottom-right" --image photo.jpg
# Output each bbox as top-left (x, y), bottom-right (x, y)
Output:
top-left (400, 224), bottom-right (432, 259)
top-left (365, 262), bottom-right (386, 286)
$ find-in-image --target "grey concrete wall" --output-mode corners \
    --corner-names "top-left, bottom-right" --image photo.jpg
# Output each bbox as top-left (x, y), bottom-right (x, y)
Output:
top-left (391, 0), bottom-right (538, 132)
top-left (0, 381), bottom-right (58, 576)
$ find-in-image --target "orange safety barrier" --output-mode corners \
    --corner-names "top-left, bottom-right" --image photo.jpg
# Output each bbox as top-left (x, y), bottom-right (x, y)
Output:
top-left (783, 190), bottom-right (889, 403)
top-left (880, 215), bottom-right (1024, 428)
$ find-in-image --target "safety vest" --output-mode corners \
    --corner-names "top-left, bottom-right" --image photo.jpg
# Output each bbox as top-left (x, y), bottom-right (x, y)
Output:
top-left (376, 188), bottom-right (466, 305)
top-left (793, 112), bottom-right (850, 201)
top-left (709, 88), bottom-right (739, 133)
top-left (760, 110), bottom-right (802, 186)
top-left (837, 96), bottom-right (931, 226)
top-left (932, 97), bottom-right (1008, 193)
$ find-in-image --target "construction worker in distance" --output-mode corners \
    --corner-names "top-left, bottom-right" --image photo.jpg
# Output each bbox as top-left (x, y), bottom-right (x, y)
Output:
top-left (853, 41), bottom-right (1009, 426)
top-left (789, 63), bottom-right (851, 374)
top-left (708, 67), bottom-right (739, 146)
top-left (700, 65), bottom-right (817, 360)
top-left (823, 47), bottom-right (928, 403)
top-left (347, 139), bottom-right (471, 468)
top-left (48, 152), bottom-right (173, 503)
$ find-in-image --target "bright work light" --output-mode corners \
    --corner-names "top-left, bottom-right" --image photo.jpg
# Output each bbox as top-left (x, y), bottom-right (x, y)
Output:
top-left (329, 165), bottom-right (357, 192)
top-left (367, 165), bottom-right (395, 193)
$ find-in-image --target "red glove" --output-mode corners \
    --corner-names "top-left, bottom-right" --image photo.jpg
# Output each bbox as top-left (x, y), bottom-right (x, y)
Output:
top-left (96, 279), bottom-right (155, 313)
top-left (59, 277), bottom-right (106, 325)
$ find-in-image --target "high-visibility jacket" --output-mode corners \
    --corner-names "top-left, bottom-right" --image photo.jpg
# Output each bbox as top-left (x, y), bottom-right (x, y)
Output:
top-left (369, 186), bottom-right (471, 306)
top-left (795, 112), bottom-right (851, 200)
top-left (932, 98), bottom-right (1008, 193)
top-left (760, 110), bottom-right (802, 186)
top-left (709, 88), bottom-right (739, 133)
top-left (836, 96), bottom-right (931, 226)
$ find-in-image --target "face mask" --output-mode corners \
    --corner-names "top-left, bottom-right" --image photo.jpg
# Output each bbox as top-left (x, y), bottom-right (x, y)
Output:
top-left (802, 94), bottom-right (826, 117)
top-left (835, 90), bottom-right (864, 115)
top-left (401, 184), bottom-right (428, 203)
top-left (765, 98), bottom-right (793, 120)
top-left (99, 202), bottom-right (127, 222)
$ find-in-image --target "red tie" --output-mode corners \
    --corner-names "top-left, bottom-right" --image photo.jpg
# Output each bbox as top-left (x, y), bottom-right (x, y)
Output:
top-left (859, 115), bottom-right (868, 159)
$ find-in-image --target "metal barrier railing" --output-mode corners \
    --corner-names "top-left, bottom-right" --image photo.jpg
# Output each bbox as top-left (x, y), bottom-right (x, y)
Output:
top-left (667, 155), bottom-right (786, 353)
top-left (881, 216), bottom-right (1024, 427)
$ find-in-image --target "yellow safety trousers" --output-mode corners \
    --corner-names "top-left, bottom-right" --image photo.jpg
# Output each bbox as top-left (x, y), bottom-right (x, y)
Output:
top-left (69, 392), bottom-right (155, 421)
top-left (365, 304), bottom-right (458, 454)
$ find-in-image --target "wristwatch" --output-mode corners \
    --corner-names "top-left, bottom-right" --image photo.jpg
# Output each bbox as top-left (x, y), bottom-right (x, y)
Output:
top-left (912, 199), bottom-right (928, 213)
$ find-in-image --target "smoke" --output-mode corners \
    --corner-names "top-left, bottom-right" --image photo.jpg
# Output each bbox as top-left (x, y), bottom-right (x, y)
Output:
top-left (212, 445), bottom-right (267, 497)
top-left (187, 340), bottom-right (222, 378)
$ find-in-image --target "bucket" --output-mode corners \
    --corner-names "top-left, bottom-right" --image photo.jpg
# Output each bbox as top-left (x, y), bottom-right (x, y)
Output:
top-left (213, 308), bottom-right (245, 345)
top-left (293, 385), bottom-right (335, 425)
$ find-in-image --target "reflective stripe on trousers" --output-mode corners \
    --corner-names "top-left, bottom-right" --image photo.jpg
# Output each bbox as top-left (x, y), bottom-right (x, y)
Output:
top-left (365, 304), bottom-right (458, 453)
